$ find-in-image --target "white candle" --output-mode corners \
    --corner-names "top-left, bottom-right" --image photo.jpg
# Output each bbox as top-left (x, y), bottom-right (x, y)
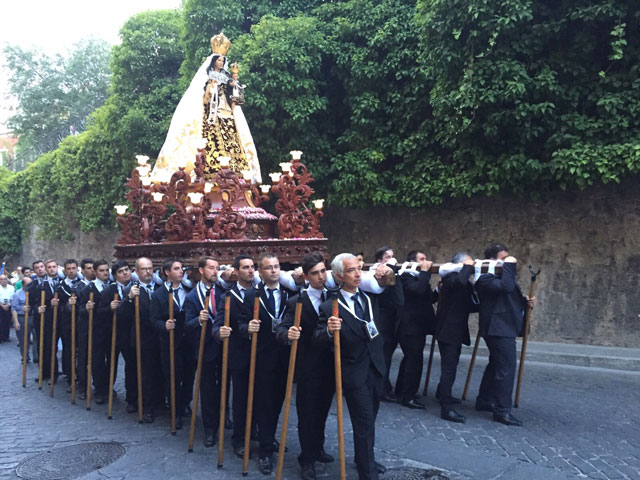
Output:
top-left (204, 182), bottom-right (214, 193)
top-left (187, 192), bottom-right (204, 205)
top-left (152, 192), bottom-right (164, 202)
top-left (279, 162), bottom-right (292, 174)
top-left (140, 176), bottom-right (152, 187)
top-left (136, 155), bottom-right (149, 166)
top-left (289, 150), bottom-right (303, 161)
top-left (218, 156), bottom-right (231, 168)
top-left (312, 199), bottom-right (325, 210)
top-left (114, 205), bottom-right (128, 216)
top-left (260, 185), bottom-right (271, 194)
top-left (269, 172), bottom-right (282, 183)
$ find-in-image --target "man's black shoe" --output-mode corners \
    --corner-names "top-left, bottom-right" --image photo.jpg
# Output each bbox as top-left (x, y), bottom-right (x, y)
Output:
top-left (301, 462), bottom-right (316, 480)
top-left (143, 412), bottom-right (155, 424)
top-left (259, 455), bottom-right (273, 475)
top-left (95, 394), bottom-right (106, 405)
top-left (316, 449), bottom-right (334, 463)
top-left (126, 403), bottom-right (137, 414)
top-left (441, 410), bottom-right (466, 424)
top-left (493, 413), bottom-right (523, 426)
top-left (375, 462), bottom-right (387, 474)
top-left (475, 401), bottom-right (495, 412)
top-left (451, 396), bottom-right (462, 404)
top-left (401, 399), bottom-right (426, 410)
top-left (66, 384), bottom-right (73, 393)
top-left (175, 416), bottom-right (183, 430)
top-left (233, 445), bottom-right (245, 459)
top-left (78, 391), bottom-right (87, 400)
top-left (380, 393), bottom-right (398, 403)
top-left (204, 429), bottom-right (215, 447)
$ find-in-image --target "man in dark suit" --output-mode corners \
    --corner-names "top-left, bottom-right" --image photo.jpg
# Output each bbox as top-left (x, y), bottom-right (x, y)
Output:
top-left (276, 252), bottom-right (335, 480)
top-left (29, 259), bottom-right (61, 384)
top-left (218, 254), bottom-right (254, 458)
top-left (314, 253), bottom-right (387, 480)
top-left (151, 258), bottom-right (195, 432)
top-left (475, 243), bottom-right (535, 426)
top-left (77, 259), bottom-right (112, 404)
top-left (435, 252), bottom-right (477, 423)
top-left (241, 252), bottom-right (295, 474)
top-left (102, 260), bottom-right (137, 409)
top-left (395, 250), bottom-right (435, 409)
top-left (184, 256), bottom-right (228, 446)
top-left (56, 259), bottom-right (84, 392)
top-left (121, 257), bottom-right (162, 422)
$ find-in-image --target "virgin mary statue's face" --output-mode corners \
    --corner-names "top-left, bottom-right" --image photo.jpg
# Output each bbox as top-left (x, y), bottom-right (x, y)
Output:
top-left (214, 56), bottom-right (224, 71)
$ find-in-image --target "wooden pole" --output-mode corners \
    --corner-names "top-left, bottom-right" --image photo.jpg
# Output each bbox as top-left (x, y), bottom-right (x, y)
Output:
top-left (86, 291), bottom-right (94, 410)
top-left (217, 293), bottom-right (231, 469)
top-left (424, 281), bottom-right (443, 396)
top-left (22, 291), bottom-right (30, 388)
top-left (462, 334), bottom-right (481, 401)
top-left (242, 295), bottom-right (260, 476)
top-left (134, 294), bottom-right (143, 423)
top-left (38, 290), bottom-right (45, 390)
top-left (423, 336), bottom-right (436, 397)
top-left (107, 293), bottom-right (118, 419)
top-left (49, 292), bottom-right (59, 397)
top-left (275, 297), bottom-right (303, 480)
top-left (70, 297), bottom-right (76, 404)
top-left (188, 289), bottom-right (211, 452)
top-left (332, 297), bottom-right (346, 480)
top-left (169, 287), bottom-right (176, 435)
top-left (514, 267), bottom-right (540, 408)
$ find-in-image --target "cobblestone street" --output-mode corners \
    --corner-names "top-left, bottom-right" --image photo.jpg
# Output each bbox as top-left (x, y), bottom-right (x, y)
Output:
top-left (1, 336), bottom-right (639, 479)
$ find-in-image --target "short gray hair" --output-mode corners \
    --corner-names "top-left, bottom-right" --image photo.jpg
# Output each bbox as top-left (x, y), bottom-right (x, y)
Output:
top-left (451, 252), bottom-right (470, 264)
top-left (331, 253), bottom-right (356, 276)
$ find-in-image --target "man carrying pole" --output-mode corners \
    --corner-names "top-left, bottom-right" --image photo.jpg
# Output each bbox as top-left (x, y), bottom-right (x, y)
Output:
top-left (474, 243), bottom-right (536, 427)
top-left (314, 253), bottom-right (387, 480)
top-left (183, 256), bottom-right (227, 446)
top-left (57, 259), bottom-right (83, 394)
top-left (276, 252), bottom-right (336, 480)
top-left (151, 258), bottom-right (194, 432)
top-left (434, 253), bottom-right (477, 424)
top-left (121, 257), bottom-right (162, 423)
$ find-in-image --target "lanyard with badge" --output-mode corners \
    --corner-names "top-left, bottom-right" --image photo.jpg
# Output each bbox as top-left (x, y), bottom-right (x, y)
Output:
top-left (259, 294), bottom-right (284, 332)
top-left (337, 292), bottom-right (380, 341)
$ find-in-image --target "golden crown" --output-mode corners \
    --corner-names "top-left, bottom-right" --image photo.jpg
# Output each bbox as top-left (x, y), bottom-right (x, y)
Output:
top-left (210, 32), bottom-right (231, 56)
top-left (230, 62), bottom-right (240, 74)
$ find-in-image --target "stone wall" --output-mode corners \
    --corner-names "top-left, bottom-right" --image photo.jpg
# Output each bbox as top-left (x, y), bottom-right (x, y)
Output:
top-left (322, 178), bottom-right (640, 348)
top-left (10, 178), bottom-right (640, 347)
top-left (9, 225), bottom-right (120, 269)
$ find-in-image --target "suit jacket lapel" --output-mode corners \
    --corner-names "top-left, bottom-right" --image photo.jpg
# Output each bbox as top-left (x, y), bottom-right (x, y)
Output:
top-left (338, 291), bottom-right (367, 339)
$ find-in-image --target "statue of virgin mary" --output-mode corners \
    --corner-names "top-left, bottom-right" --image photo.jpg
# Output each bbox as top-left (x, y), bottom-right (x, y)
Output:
top-left (151, 32), bottom-right (261, 184)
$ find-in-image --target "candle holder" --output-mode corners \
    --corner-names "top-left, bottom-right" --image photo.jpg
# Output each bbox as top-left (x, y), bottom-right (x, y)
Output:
top-left (271, 151), bottom-right (324, 238)
top-left (208, 168), bottom-right (247, 239)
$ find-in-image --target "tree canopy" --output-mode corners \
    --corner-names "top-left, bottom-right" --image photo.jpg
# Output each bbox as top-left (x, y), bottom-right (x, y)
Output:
top-left (1, 0), bottom-right (639, 258)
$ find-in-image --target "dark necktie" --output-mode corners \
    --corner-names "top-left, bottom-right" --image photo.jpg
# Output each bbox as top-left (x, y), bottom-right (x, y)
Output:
top-left (267, 288), bottom-right (277, 316)
top-left (320, 291), bottom-right (326, 303)
top-left (352, 292), bottom-right (366, 320)
top-left (173, 288), bottom-right (181, 310)
top-left (145, 285), bottom-right (153, 299)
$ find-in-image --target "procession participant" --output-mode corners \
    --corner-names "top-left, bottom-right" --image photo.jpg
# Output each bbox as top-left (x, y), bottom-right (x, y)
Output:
top-left (29, 261), bottom-right (46, 364)
top-left (104, 260), bottom-right (136, 410)
top-left (395, 250), bottom-right (435, 409)
top-left (11, 277), bottom-right (32, 362)
top-left (77, 259), bottom-right (111, 403)
top-left (371, 246), bottom-right (404, 402)
top-left (80, 258), bottom-right (96, 285)
top-left (121, 257), bottom-right (162, 422)
top-left (314, 253), bottom-right (387, 480)
top-left (0, 273), bottom-right (14, 342)
top-left (218, 254), bottom-right (255, 457)
top-left (29, 259), bottom-right (61, 383)
top-left (151, 258), bottom-right (194, 431)
top-left (434, 253), bottom-right (477, 423)
top-left (57, 259), bottom-right (83, 391)
top-left (276, 252), bottom-right (335, 480)
top-left (241, 253), bottom-right (296, 475)
top-left (183, 256), bottom-right (226, 445)
top-left (475, 243), bottom-right (536, 426)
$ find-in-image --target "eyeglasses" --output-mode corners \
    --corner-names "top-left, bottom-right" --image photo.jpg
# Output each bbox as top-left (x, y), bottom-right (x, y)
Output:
top-left (138, 267), bottom-right (154, 271)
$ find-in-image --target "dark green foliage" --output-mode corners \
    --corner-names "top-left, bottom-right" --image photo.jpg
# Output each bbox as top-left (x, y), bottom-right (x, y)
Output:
top-left (2, 0), bottom-right (640, 258)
